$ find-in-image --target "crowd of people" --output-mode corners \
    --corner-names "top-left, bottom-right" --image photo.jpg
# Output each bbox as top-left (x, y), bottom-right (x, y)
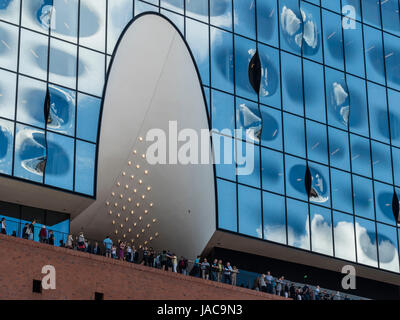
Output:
top-left (0, 218), bottom-right (357, 300)
top-left (253, 273), bottom-right (351, 300)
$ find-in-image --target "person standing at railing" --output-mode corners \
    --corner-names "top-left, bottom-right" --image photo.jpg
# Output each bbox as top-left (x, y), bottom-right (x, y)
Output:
top-left (217, 259), bottom-right (223, 282)
top-left (231, 266), bottom-right (239, 286)
top-left (66, 234), bottom-right (73, 249)
top-left (22, 223), bottom-right (29, 239)
top-left (39, 225), bottom-right (47, 243)
top-left (27, 220), bottom-right (36, 240)
top-left (48, 230), bottom-right (55, 245)
top-left (210, 259), bottom-right (218, 281)
top-left (222, 262), bottom-right (233, 285)
top-left (1, 218), bottom-right (6, 235)
top-left (103, 236), bottom-right (113, 258)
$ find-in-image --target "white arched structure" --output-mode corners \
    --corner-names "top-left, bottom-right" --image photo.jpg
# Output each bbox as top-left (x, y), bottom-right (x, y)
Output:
top-left (71, 14), bottom-right (216, 258)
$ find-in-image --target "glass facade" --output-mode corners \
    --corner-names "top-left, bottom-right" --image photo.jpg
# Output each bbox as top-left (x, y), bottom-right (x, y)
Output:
top-left (0, 200), bottom-right (70, 245)
top-left (0, 0), bottom-right (399, 273)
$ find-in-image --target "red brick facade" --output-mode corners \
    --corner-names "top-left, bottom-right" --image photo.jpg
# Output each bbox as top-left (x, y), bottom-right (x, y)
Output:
top-left (0, 234), bottom-right (287, 300)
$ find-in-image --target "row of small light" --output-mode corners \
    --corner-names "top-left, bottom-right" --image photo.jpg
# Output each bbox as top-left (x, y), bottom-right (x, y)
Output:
top-left (104, 136), bottom-right (159, 248)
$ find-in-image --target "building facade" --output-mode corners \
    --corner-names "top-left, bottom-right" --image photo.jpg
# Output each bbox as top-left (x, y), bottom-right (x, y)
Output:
top-left (0, 0), bottom-right (400, 297)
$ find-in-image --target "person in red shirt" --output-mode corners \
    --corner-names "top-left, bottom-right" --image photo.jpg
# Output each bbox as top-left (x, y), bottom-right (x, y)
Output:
top-left (39, 225), bottom-right (47, 243)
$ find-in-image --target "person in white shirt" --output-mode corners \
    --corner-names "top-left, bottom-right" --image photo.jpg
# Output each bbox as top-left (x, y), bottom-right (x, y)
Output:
top-left (1, 218), bottom-right (6, 235)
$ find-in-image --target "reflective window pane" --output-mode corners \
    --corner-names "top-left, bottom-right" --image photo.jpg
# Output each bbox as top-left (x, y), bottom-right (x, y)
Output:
top-left (0, 118), bottom-right (14, 175)
top-left (355, 217), bottom-right (378, 268)
top-left (257, 0), bottom-right (278, 47)
top-left (161, 0), bottom-right (184, 15)
top-left (78, 47), bottom-right (105, 97)
top-left (260, 105), bottom-right (282, 151)
top-left (368, 82), bottom-right (389, 144)
top-left (287, 198), bottom-right (310, 250)
top-left (377, 223), bottom-right (399, 273)
top-left (74, 139), bottom-right (95, 195)
top-left (283, 112), bottom-right (305, 158)
top-left (285, 155), bottom-right (307, 201)
top-left (210, 0), bottom-right (232, 31)
top-left (322, 9), bottom-right (343, 70)
top-left (333, 211), bottom-right (356, 262)
top-left (374, 181), bottom-right (396, 226)
top-left (217, 178), bottom-right (237, 232)
top-left (211, 90), bottom-right (234, 134)
top-left (52, 0), bottom-right (79, 42)
top-left (261, 147), bottom-right (284, 195)
top-left (306, 120), bottom-right (328, 165)
top-left (371, 140), bottom-right (392, 184)
top-left (281, 51), bottom-right (303, 115)
top-left (0, 68), bottom-right (16, 120)
top-left (186, 0), bottom-right (208, 23)
top-left (77, 93), bottom-right (100, 143)
top-left (233, 0), bottom-right (255, 39)
top-left (107, 0), bottom-right (132, 54)
top-left (79, 0), bottom-right (106, 52)
top-left (0, 0), bottom-right (20, 24)
top-left (19, 28), bottom-right (48, 80)
top-left (304, 59), bottom-right (325, 123)
top-left (49, 37), bottom-right (77, 89)
top-left (0, 21), bottom-right (19, 71)
top-left (44, 131), bottom-right (74, 190)
top-left (238, 184), bottom-right (262, 238)
top-left (310, 205), bottom-right (333, 256)
top-left (14, 124), bottom-right (45, 183)
top-left (353, 174), bottom-right (374, 220)
top-left (330, 168), bottom-right (353, 214)
top-left (263, 191), bottom-right (286, 244)
top-left (350, 134), bottom-right (371, 178)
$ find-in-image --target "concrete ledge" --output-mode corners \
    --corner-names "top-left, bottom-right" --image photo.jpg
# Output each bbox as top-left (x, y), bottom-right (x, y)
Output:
top-left (0, 234), bottom-right (289, 300)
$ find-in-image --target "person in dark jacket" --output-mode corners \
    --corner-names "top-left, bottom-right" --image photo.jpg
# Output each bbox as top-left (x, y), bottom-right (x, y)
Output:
top-left (22, 223), bottom-right (29, 239)
top-left (48, 230), bottom-right (55, 245)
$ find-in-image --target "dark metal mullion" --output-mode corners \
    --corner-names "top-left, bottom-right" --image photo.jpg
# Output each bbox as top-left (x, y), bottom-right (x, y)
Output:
top-left (183, 0), bottom-right (186, 38)
top-left (11, 0), bottom-right (23, 177)
top-left (276, 0), bottom-right (289, 246)
top-left (231, 0), bottom-right (239, 234)
top-left (319, 0), bottom-right (335, 257)
top-left (299, 0), bottom-right (312, 251)
top-left (74, 0), bottom-right (81, 192)
top-left (254, 0), bottom-right (264, 240)
top-left (359, 0), bottom-right (380, 270)
top-left (338, 0), bottom-right (358, 263)
top-left (43, 1), bottom-right (53, 185)
top-left (378, 0), bottom-right (398, 270)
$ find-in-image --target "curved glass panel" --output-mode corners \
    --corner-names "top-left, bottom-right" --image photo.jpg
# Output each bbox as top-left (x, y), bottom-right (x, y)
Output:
top-left (283, 112), bottom-right (305, 158)
top-left (308, 162), bottom-right (330, 207)
top-left (79, 0), bottom-right (106, 52)
top-left (210, 27), bottom-right (234, 93)
top-left (0, 118), bottom-right (14, 175)
top-left (17, 76), bottom-right (46, 128)
top-left (0, 68), bottom-right (16, 120)
top-left (261, 147), bottom-right (284, 195)
top-left (374, 181), bottom-right (397, 226)
top-left (0, 0), bottom-right (20, 24)
top-left (210, 0), bottom-right (232, 31)
top-left (161, 0), bottom-right (184, 15)
top-left (78, 47), bottom-right (104, 97)
top-left (377, 223), bottom-right (400, 272)
top-left (233, 0), bottom-right (255, 39)
top-left (186, 0), bottom-right (208, 23)
top-left (330, 168), bottom-right (353, 214)
top-left (76, 93), bottom-right (100, 143)
top-left (300, 1), bottom-right (322, 62)
top-left (212, 133), bottom-right (235, 181)
top-left (371, 141), bottom-right (392, 184)
top-left (49, 37), bottom-right (77, 89)
top-left (257, 0), bottom-right (278, 47)
top-left (285, 155), bottom-right (307, 201)
top-left (333, 211), bottom-right (356, 262)
top-left (107, 0), bottom-right (132, 54)
top-left (281, 51), bottom-right (303, 115)
top-left (368, 82), bottom-right (389, 144)
top-left (217, 178), bottom-right (237, 232)
top-left (287, 198), bottom-right (310, 250)
top-left (350, 134), bottom-right (372, 178)
top-left (19, 28), bottom-right (48, 80)
top-left (328, 126), bottom-right (350, 171)
top-left (237, 141), bottom-right (260, 189)
top-left (322, 9), bottom-right (343, 70)
top-left (303, 59), bottom-right (325, 123)
top-left (363, 25), bottom-right (385, 86)
top-left (14, 124), bottom-right (46, 183)
top-left (260, 106), bottom-right (282, 151)
top-left (74, 139), bottom-right (95, 196)
top-left (353, 175), bottom-right (374, 220)
top-left (343, 21), bottom-right (365, 78)
top-left (238, 184), bottom-right (262, 238)
top-left (347, 75), bottom-right (368, 137)
top-left (306, 120), bottom-right (328, 165)
top-left (279, 0), bottom-right (303, 55)
top-left (310, 205), bottom-right (333, 256)
top-left (0, 21), bottom-right (18, 71)
top-left (52, 0), bottom-right (79, 42)
top-left (185, 18), bottom-right (209, 86)
top-left (259, 44), bottom-right (280, 108)
top-left (236, 98), bottom-right (261, 143)
top-left (263, 191), bottom-right (286, 244)
top-left (211, 90), bottom-right (234, 134)
top-left (44, 131), bottom-right (74, 190)
top-left (356, 217), bottom-right (378, 268)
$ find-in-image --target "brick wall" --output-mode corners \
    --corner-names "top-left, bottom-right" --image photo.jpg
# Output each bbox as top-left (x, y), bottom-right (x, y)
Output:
top-left (0, 234), bottom-right (287, 300)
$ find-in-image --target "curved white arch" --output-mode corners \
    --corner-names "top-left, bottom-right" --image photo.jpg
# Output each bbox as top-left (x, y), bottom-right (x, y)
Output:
top-left (70, 14), bottom-right (216, 258)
